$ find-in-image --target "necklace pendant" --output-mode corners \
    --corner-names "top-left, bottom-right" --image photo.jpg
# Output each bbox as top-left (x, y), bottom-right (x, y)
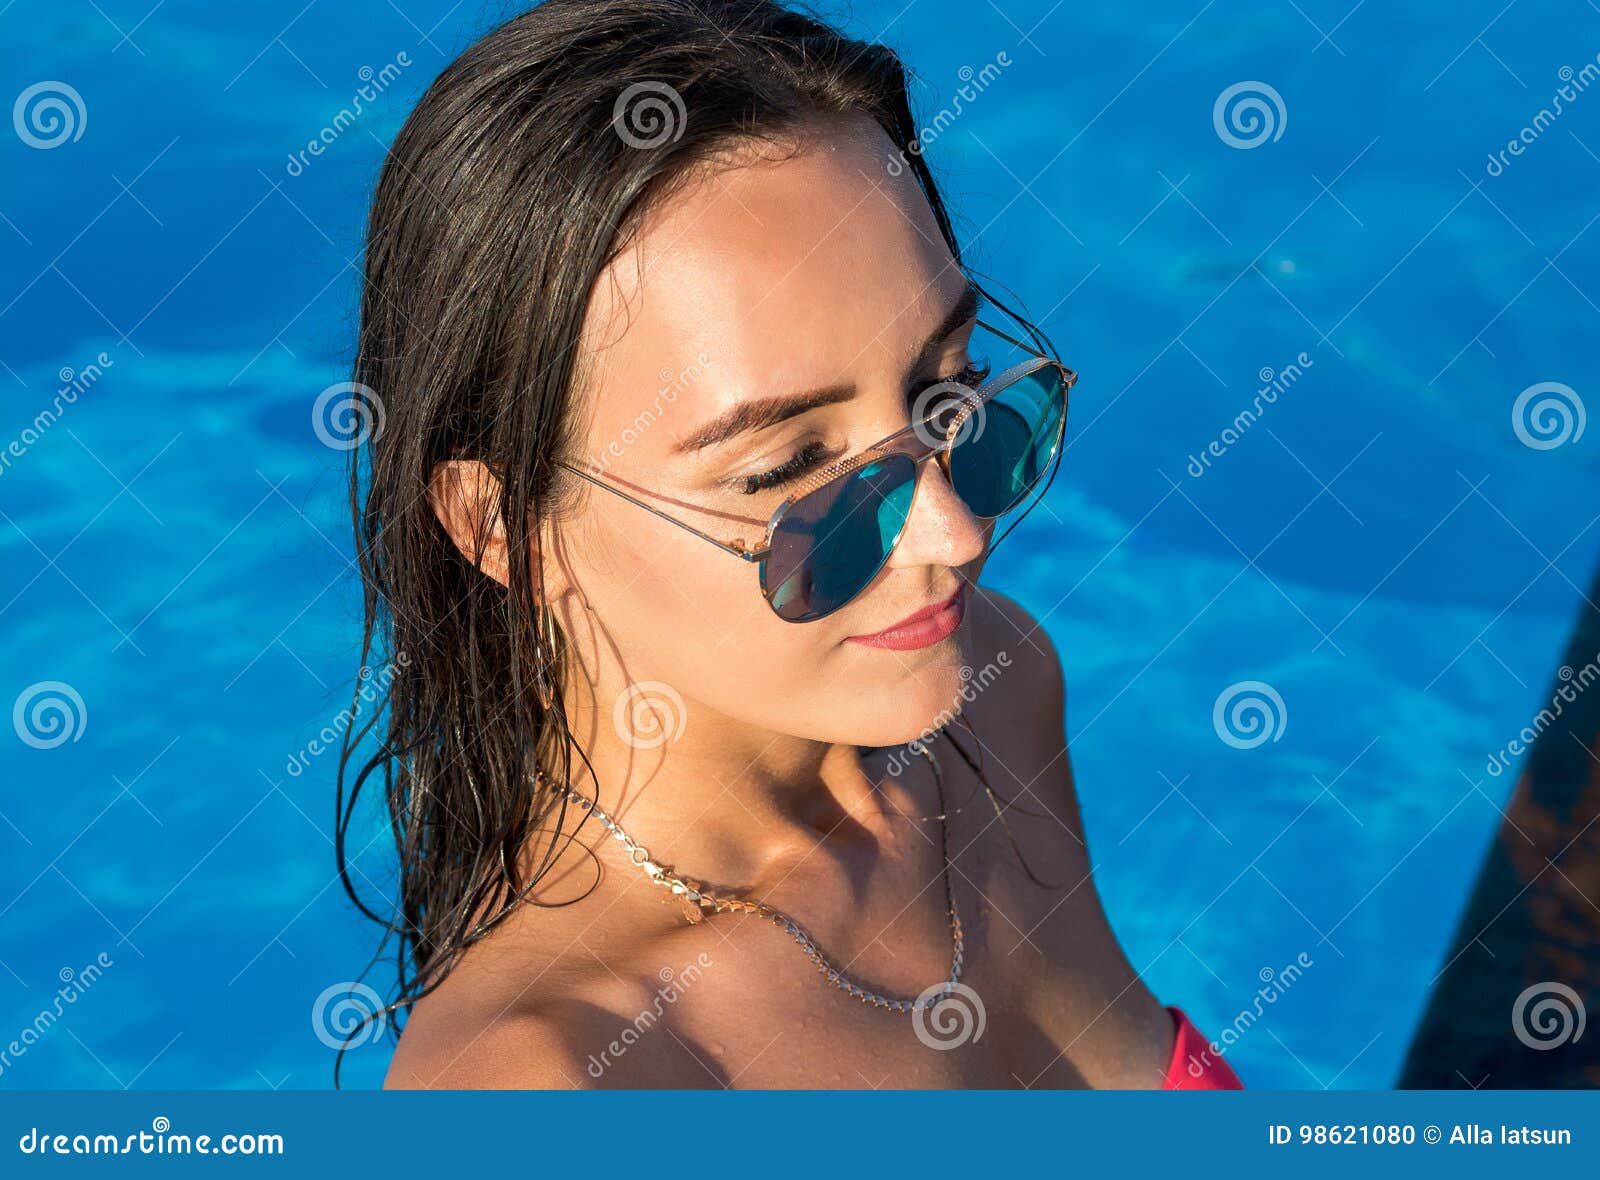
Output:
top-left (669, 876), bottom-right (708, 924)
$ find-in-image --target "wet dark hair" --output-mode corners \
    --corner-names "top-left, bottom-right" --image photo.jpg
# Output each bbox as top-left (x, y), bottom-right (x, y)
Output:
top-left (335, 0), bottom-right (1045, 1075)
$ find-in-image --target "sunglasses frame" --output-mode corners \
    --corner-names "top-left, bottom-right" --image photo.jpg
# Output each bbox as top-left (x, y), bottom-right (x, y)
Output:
top-left (559, 318), bottom-right (1075, 618)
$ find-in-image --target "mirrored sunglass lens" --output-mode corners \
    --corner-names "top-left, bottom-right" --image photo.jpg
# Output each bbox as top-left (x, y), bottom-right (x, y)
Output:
top-left (763, 454), bottom-right (917, 622)
top-left (948, 367), bottom-right (1064, 518)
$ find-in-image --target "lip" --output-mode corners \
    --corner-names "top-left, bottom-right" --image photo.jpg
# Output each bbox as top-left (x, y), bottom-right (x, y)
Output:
top-left (846, 586), bottom-right (966, 651)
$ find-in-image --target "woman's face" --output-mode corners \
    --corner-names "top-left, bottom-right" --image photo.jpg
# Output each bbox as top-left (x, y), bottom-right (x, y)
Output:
top-left (551, 116), bottom-right (991, 751)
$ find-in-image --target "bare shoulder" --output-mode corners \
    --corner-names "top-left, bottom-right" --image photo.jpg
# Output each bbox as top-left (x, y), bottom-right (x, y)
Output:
top-left (383, 917), bottom-right (724, 1089)
top-left (383, 990), bottom-right (592, 1090)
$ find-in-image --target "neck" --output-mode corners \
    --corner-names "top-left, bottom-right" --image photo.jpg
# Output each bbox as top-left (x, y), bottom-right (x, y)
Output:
top-left (550, 682), bottom-right (933, 886)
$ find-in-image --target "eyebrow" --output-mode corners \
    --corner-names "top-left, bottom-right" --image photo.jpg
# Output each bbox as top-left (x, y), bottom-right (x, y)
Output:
top-left (671, 281), bottom-right (980, 455)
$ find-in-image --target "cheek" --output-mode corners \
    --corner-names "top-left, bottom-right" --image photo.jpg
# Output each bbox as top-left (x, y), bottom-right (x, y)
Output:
top-left (588, 516), bottom-right (729, 624)
top-left (560, 511), bottom-right (977, 745)
top-left (571, 508), bottom-right (820, 682)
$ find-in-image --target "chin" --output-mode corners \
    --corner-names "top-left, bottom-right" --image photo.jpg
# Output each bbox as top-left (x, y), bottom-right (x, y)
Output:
top-left (846, 643), bottom-right (973, 749)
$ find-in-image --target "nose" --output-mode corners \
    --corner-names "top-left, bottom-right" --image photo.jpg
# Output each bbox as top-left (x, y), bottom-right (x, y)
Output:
top-left (885, 457), bottom-right (987, 573)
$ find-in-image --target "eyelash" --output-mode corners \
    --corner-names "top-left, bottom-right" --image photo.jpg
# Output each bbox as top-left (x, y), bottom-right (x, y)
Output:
top-left (938, 360), bottom-right (992, 392)
top-left (737, 360), bottom-right (993, 496)
top-left (741, 440), bottom-right (831, 495)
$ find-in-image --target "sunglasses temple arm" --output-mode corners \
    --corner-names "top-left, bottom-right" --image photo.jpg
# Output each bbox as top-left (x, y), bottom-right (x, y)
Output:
top-left (975, 317), bottom-right (1049, 359)
top-left (557, 462), bottom-right (766, 562)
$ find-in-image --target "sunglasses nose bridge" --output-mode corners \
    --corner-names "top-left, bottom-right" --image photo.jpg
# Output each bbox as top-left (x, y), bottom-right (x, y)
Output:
top-left (883, 447), bottom-right (987, 571)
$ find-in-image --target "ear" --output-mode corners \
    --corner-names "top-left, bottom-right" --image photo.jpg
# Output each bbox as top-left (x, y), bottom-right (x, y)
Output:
top-left (430, 460), bottom-right (511, 585)
top-left (430, 459), bottom-right (577, 602)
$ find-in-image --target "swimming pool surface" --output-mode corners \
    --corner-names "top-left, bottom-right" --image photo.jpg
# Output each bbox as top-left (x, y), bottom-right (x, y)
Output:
top-left (2, 0), bottom-right (1597, 1089)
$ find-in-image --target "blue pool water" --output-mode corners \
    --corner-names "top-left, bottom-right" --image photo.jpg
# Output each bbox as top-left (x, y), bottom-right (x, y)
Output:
top-left (2, 0), bottom-right (1598, 1090)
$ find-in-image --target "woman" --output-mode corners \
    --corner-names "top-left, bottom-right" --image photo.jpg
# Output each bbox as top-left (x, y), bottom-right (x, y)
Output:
top-left (339, 0), bottom-right (1241, 1090)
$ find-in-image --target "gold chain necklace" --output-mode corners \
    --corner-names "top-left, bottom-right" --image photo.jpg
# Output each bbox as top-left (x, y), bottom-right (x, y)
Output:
top-left (548, 744), bottom-right (965, 1013)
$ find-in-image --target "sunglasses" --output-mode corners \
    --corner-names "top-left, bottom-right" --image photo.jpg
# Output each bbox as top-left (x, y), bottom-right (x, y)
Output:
top-left (561, 318), bottom-right (1074, 623)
